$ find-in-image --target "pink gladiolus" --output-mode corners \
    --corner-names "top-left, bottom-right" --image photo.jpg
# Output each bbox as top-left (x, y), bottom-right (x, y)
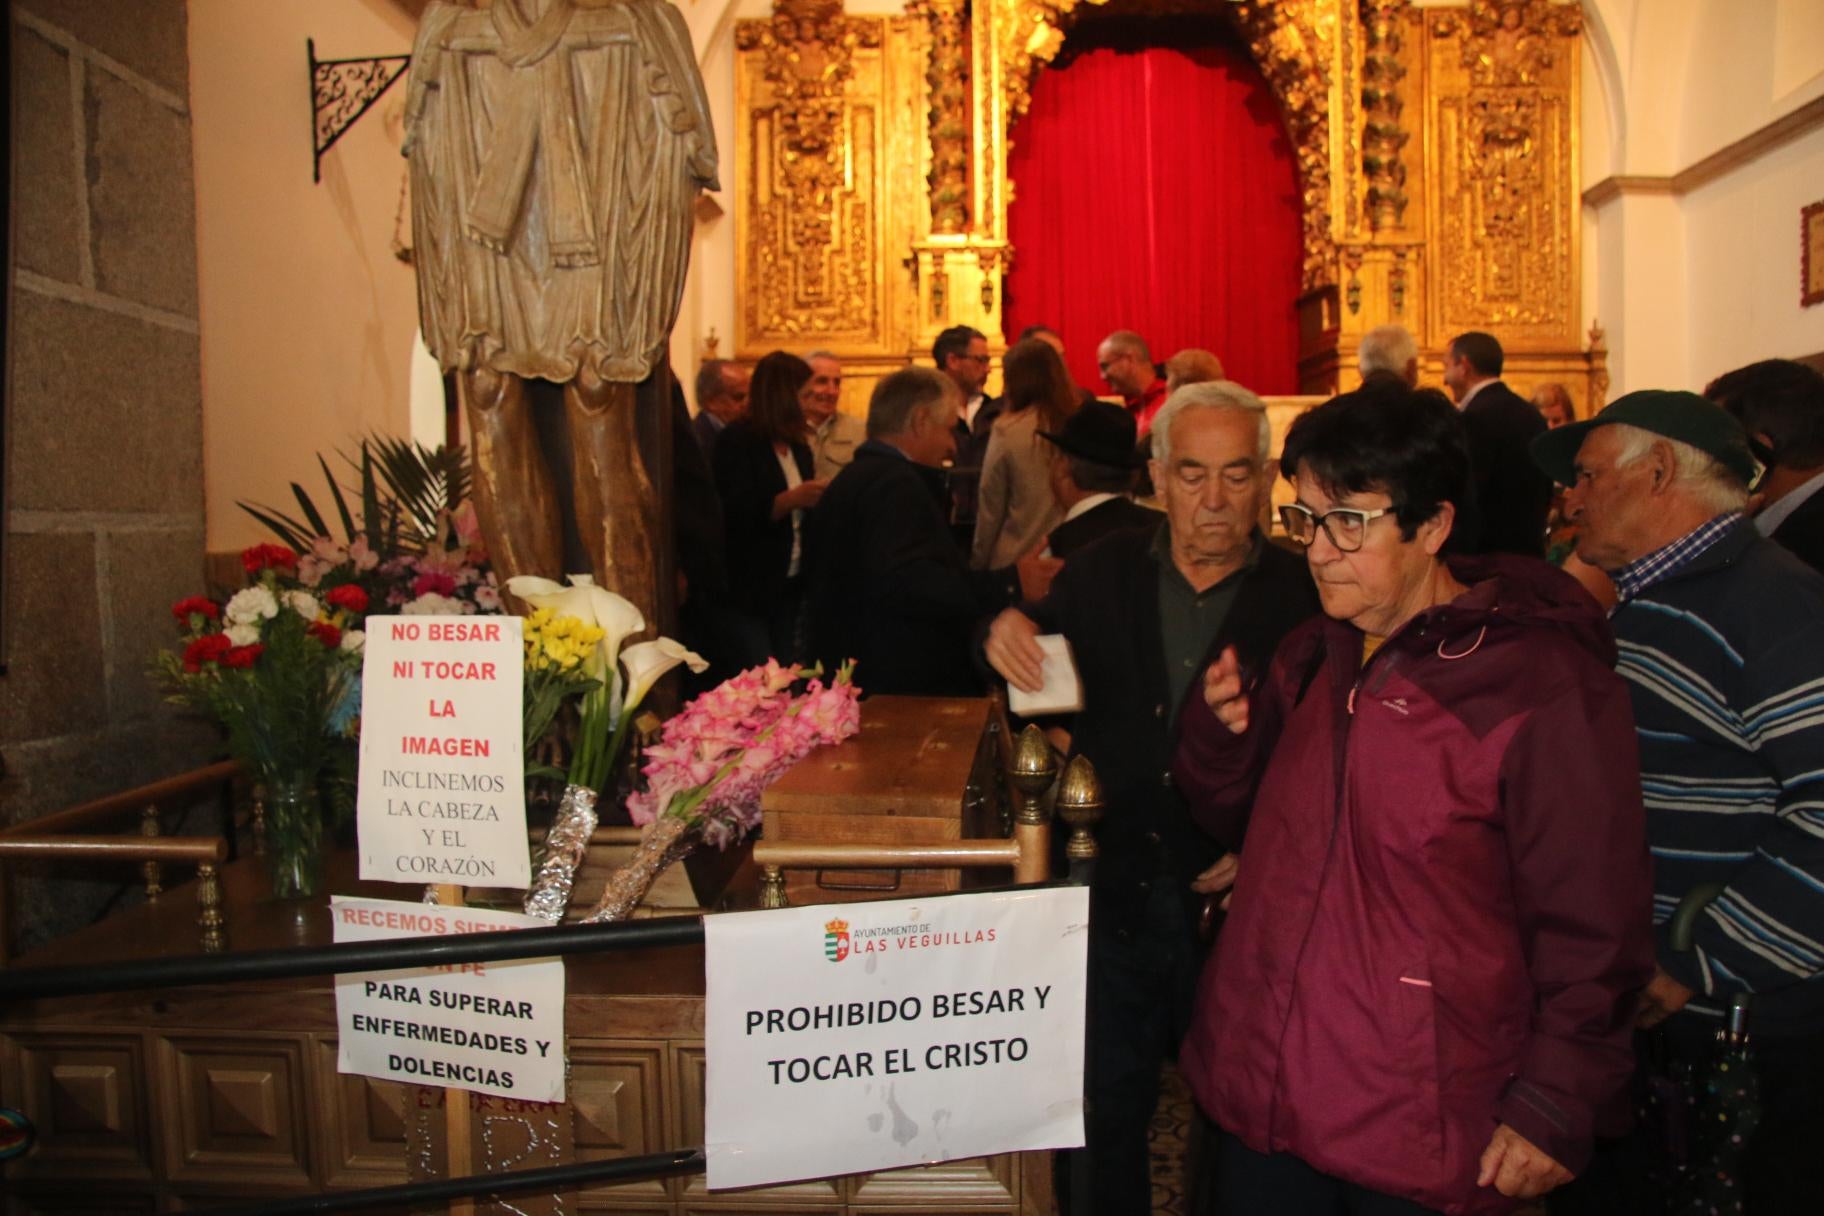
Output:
top-left (623, 661), bottom-right (861, 844)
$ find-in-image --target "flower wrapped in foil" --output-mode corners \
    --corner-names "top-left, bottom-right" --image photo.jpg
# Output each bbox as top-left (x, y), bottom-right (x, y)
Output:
top-left (523, 784), bottom-right (598, 922)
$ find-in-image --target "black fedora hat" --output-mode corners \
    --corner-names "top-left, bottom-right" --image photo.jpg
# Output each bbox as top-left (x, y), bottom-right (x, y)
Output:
top-left (1040, 400), bottom-right (1144, 469)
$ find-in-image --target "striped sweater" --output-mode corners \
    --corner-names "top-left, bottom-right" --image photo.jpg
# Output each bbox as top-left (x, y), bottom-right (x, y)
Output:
top-left (1611, 518), bottom-right (1824, 1035)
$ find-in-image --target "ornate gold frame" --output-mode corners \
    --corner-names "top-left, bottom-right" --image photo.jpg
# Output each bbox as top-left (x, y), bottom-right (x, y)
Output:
top-left (734, 0), bottom-right (1608, 411)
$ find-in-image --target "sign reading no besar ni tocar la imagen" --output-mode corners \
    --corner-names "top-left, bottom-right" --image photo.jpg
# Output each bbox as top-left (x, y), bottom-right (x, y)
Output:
top-left (704, 886), bottom-right (1089, 1190)
top-left (356, 615), bottom-right (529, 888)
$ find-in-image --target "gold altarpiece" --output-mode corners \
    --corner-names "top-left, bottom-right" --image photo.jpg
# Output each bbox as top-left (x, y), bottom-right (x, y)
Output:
top-left (734, 0), bottom-right (1608, 416)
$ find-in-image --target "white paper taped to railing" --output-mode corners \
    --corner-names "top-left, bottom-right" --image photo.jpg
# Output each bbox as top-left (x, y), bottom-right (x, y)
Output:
top-left (332, 895), bottom-right (565, 1102)
top-left (703, 886), bottom-right (1088, 1190)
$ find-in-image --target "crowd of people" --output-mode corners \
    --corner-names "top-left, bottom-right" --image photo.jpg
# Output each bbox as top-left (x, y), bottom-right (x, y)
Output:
top-left (675, 323), bottom-right (1824, 1216)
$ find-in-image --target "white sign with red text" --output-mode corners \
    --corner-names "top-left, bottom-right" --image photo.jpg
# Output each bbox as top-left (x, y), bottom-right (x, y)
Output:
top-left (357, 615), bottom-right (528, 888)
top-left (333, 896), bottom-right (565, 1102)
top-left (703, 886), bottom-right (1089, 1190)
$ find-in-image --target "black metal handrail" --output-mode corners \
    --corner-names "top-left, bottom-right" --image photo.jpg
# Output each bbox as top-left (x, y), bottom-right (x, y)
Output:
top-left (202, 1147), bottom-right (706, 1214)
top-left (0, 913), bottom-right (706, 1002)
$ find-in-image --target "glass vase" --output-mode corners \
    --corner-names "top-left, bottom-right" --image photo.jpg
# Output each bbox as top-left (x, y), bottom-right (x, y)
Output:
top-left (263, 774), bottom-right (325, 900)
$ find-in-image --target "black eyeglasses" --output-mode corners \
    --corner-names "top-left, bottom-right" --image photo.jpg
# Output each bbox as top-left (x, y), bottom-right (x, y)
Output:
top-left (1278, 502), bottom-right (1394, 552)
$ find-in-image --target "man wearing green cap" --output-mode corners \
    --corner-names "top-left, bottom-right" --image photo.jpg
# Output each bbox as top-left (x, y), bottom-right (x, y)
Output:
top-left (1532, 390), bottom-right (1824, 1213)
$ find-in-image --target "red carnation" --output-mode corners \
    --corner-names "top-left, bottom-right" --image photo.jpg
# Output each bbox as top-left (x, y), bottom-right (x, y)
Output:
top-left (324, 584), bottom-right (369, 614)
top-left (221, 643), bottom-right (264, 669)
top-left (181, 633), bottom-right (233, 673)
top-left (307, 619), bottom-right (343, 650)
top-left (172, 596), bottom-right (220, 622)
top-left (412, 571), bottom-right (458, 599)
top-left (241, 543), bottom-right (298, 574)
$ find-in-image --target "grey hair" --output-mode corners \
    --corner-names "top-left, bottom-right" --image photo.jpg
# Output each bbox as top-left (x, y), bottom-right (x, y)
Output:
top-left (1150, 380), bottom-right (1272, 467)
top-left (1358, 325), bottom-right (1418, 378)
top-left (804, 349), bottom-right (839, 365)
top-left (867, 366), bottom-right (955, 439)
top-left (1609, 423), bottom-right (1750, 514)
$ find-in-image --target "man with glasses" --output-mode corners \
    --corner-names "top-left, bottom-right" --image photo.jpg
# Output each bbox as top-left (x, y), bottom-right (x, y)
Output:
top-left (984, 380), bottom-right (1319, 1214)
top-left (1097, 329), bottom-right (1168, 438)
top-left (1173, 379), bottom-right (1650, 1215)
top-left (935, 325), bottom-right (1002, 540)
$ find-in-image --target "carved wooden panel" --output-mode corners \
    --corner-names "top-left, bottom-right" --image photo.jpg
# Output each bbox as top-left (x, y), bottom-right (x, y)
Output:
top-left (848, 1152), bottom-right (1017, 1205)
top-left (156, 1033), bottom-right (313, 1188)
top-left (570, 1040), bottom-right (669, 1204)
top-left (311, 1037), bottom-right (409, 1188)
top-left (672, 1043), bottom-right (842, 1205)
top-left (734, 8), bottom-right (891, 353)
top-left (4, 1032), bottom-right (152, 1181)
top-left (1424, 0), bottom-right (1581, 345)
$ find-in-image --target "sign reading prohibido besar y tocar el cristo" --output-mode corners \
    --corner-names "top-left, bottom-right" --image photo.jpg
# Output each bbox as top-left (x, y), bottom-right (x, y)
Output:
top-left (356, 615), bottom-right (529, 888)
top-left (703, 886), bottom-right (1089, 1190)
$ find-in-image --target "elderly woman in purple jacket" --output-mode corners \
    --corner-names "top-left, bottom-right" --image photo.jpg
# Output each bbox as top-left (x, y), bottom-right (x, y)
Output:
top-left (1174, 381), bottom-right (1653, 1215)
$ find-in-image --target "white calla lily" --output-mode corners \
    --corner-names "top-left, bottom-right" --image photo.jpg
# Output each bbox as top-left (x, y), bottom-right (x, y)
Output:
top-left (619, 638), bottom-right (709, 712)
top-left (506, 573), bottom-right (645, 681)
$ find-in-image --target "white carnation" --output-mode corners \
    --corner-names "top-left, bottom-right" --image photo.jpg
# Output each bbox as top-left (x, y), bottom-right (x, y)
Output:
top-left (401, 592), bottom-right (464, 616)
top-left (224, 586), bottom-right (279, 625)
top-left (339, 628), bottom-right (366, 654)
top-left (285, 590), bottom-right (322, 620)
top-left (225, 622), bottom-right (262, 647)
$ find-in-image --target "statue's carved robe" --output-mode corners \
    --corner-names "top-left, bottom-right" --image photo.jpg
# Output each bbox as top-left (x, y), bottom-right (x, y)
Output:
top-left (405, 0), bottom-right (719, 385)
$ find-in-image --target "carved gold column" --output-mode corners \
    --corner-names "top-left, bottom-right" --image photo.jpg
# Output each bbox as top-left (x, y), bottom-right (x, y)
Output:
top-left (1362, 0), bottom-right (1410, 232)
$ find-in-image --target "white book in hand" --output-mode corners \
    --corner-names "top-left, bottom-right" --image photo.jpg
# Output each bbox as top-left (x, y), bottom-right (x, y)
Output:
top-left (1007, 634), bottom-right (1084, 716)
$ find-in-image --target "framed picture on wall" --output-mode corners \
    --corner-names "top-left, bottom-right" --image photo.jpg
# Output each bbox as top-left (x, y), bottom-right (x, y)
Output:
top-left (1805, 199), bottom-right (1824, 309)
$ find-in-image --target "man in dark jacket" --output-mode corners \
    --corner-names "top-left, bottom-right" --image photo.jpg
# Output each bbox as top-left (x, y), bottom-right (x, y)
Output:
top-left (1039, 400), bottom-right (1161, 560)
top-left (985, 380), bottom-right (1319, 1215)
top-left (1444, 330), bottom-right (1553, 555)
top-left (1706, 357), bottom-right (1824, 573)
top-left (805, 367), bottom-right (1056, 696)
top-left (936, 325), bottom-right (1002, 545)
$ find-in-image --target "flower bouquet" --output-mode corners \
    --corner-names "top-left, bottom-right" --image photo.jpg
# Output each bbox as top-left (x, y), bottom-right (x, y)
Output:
top-left (156, 544), bottom-right (367, 897)
top-left (578, 659), bottom-right (862, 922)
top-left (506, 575), bottom-right (710, 921)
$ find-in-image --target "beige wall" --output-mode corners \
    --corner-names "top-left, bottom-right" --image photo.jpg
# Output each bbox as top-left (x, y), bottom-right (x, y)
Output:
top-left (188, 0), bottom-right (421, 553)
top-left (1582, 0), bottom-right (1824, 396)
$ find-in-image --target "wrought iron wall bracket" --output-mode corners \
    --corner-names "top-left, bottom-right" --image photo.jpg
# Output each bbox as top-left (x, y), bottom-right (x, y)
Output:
top-left (309, 38), bottom-right (410, 183)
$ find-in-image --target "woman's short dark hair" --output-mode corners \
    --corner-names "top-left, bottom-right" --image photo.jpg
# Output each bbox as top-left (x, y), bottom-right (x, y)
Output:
top-left (747, 351), bottom-right (813, 446)
top-left (1280, 381), bottom-right (1469, 539)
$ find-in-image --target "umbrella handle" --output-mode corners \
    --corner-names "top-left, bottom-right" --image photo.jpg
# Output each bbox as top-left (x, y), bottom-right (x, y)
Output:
top-left (1669, 881), bottom-right (1727, 952)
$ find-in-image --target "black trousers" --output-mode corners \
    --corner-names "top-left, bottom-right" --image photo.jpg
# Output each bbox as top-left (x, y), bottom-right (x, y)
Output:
top-left (1548, 1016), bottom-right (1824, 1216)
top-left (1065, 882), bottom-right (1204, 1216)
top-left (1216, 1133), bottom-right (1442, 1216)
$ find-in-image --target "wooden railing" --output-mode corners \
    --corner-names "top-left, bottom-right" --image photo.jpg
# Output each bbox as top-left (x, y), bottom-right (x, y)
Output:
top-left (753, 716), bottom-right (1104, 908)
top-left (0, 760), bottom-right (241, 962)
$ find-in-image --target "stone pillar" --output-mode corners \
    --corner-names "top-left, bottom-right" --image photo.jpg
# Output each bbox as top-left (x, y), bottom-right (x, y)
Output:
top-left (2, 0), bottom-right (212, 951)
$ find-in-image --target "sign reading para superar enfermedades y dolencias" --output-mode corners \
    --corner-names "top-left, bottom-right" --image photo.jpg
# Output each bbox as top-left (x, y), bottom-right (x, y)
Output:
top-left (332, 895), bottom-right (565, 1102)
top-left (356, 615), bottom-right (529, 889)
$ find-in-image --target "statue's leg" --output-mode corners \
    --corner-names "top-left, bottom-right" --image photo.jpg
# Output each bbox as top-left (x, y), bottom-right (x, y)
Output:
top-left (457, 366), bottom-right (563, 583)
top-left (564, 365), bottom-right (658, 627)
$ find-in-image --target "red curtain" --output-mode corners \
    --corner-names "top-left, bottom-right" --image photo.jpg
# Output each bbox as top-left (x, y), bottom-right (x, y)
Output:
top-left (1005, 36), bottom-right (1304, 396)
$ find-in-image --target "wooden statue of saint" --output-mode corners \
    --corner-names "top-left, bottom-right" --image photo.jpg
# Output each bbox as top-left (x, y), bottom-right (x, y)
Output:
top-left (403, 0), bottom-right (718, 621)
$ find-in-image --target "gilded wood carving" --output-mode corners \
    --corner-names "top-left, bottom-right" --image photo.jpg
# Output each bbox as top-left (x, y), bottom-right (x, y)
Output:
top-left (1426, 0), bottom-right (1581, 341)
top-left (989, 0), bottom-right (1339, 291)
top-left (736, 0), bottom-right (887, 346)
